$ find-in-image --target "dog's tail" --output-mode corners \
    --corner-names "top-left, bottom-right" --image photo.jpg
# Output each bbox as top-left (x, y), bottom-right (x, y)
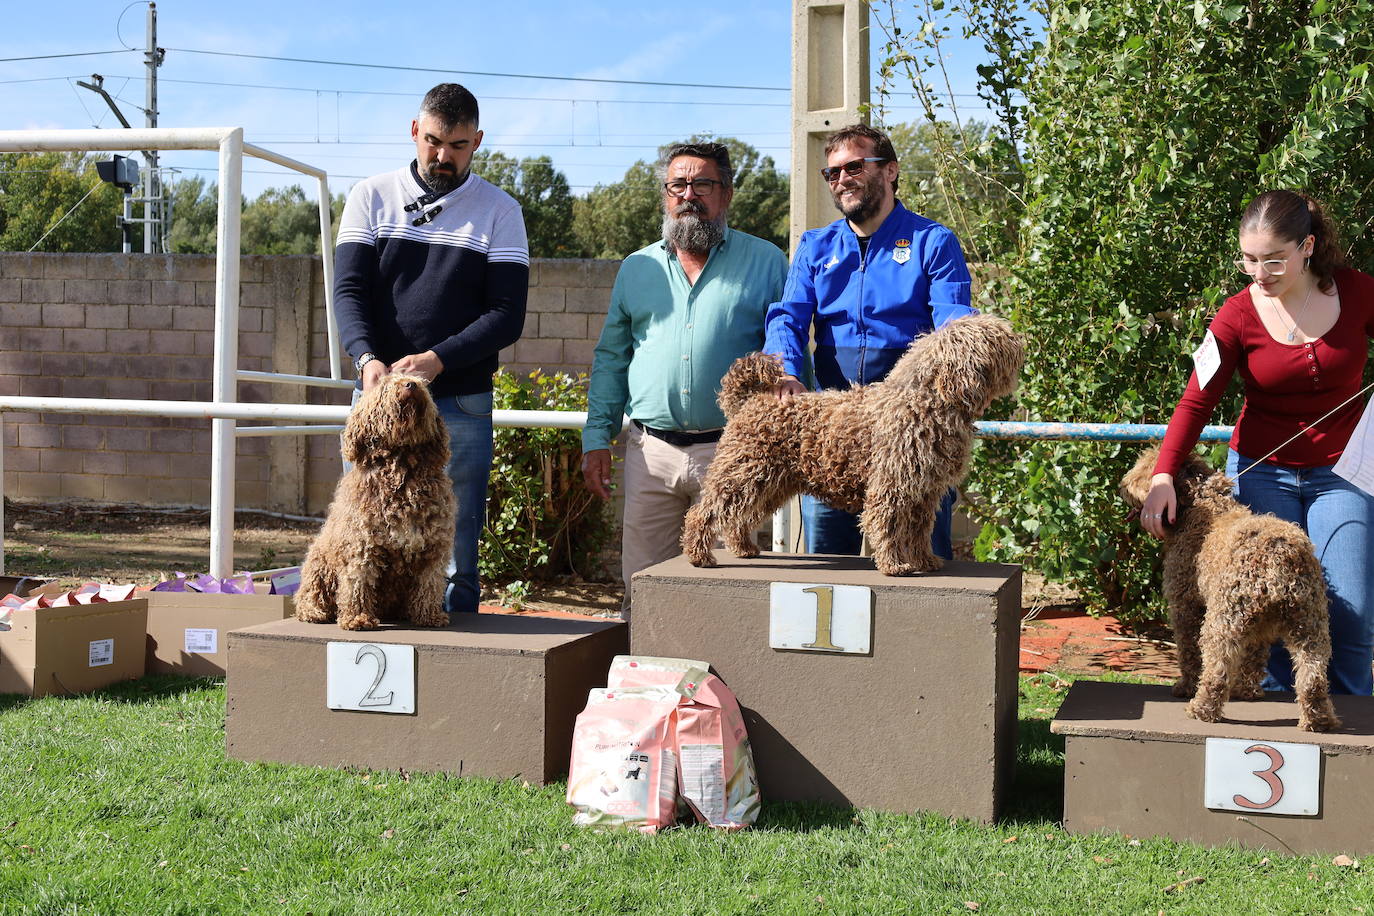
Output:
top-left (717, 352), bottom-right (786, 418)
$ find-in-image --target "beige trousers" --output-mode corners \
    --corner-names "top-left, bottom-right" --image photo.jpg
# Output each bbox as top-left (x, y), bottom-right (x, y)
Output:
top-left (620, 426), bottom-right (718, 615)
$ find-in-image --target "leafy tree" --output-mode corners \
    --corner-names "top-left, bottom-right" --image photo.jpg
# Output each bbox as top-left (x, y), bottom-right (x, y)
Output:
top-left (875, 0), bottom-right (1374, 623)
top-left (0, 152), bottom-right (124, 252)
top-left (571, 137), bottom-right (790, 260)
top-left (166, 178), bottom-right (343, 255)
top-left (473, 151), bottom-right (577, 258)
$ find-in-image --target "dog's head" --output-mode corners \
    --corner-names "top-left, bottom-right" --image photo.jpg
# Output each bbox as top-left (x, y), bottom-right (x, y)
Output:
top-left (1119, 445), bottom-right (1226, 512)
top-left (342, 373), bottom-right (448, 466)
top-left (890, 314), bottom-right (1025, 415)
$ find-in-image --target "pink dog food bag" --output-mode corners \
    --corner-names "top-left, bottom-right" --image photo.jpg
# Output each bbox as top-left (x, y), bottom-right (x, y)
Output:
top-left (608, 656), bottom-right (761, 830)
top-left (566, 686), bottom-right (681, 833)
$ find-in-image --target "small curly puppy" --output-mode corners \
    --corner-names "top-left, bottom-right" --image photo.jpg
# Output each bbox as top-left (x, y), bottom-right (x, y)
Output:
top-left (682, 314), bottom-right (1024, 576)
top-left (295, 373), bottom-right (455, 631)
top-left (1121, 446), bottom-right (1339, 732)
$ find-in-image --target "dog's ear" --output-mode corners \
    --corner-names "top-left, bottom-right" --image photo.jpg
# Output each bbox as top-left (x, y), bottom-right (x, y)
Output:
top-left (342, 389), bottom-right (376, 464)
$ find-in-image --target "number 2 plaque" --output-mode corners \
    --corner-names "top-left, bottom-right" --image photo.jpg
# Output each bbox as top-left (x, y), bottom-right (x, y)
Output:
top-left (326, 642), bottom-right (417, 714)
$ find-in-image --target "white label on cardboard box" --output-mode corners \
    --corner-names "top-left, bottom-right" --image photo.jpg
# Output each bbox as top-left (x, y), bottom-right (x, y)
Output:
top-left (184, 628), bottom-right (219, 654)
top-left (768, 583), bottom-right (872, 654)
top-left (88, 638), bottom-right (114, 667)
top-left (1204, 737), bottom-right (1320, 816)
top-left (326, 642), bottom-right (416, 714)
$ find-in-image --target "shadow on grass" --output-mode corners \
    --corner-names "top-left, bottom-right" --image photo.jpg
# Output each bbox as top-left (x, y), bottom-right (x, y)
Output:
top-left (757, 799), bottom-right (861, 832)
top-left (1002, 715), bottom-right (1066, 824)
top-left (0, 674), bottom-right (221, 712)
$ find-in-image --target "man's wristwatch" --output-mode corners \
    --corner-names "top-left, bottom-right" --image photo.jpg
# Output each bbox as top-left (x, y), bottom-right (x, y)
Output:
top-left (354, 352), bottom-right (377, 375)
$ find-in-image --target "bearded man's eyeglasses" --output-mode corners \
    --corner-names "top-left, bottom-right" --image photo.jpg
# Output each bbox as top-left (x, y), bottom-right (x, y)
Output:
top-left (664, 178), bottom-right (723, 197)
top-left (820, 157), bottom-right (889, 183)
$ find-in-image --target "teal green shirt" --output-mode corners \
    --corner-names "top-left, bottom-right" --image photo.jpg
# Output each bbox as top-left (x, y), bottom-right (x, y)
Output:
top-left (582, 228), bottom-right (789, 452)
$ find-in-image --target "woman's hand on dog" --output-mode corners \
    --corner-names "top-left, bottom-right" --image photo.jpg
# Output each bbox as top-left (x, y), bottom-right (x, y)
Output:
top-left (582, 449), bottom-right (613, 499)
top-left (772, 375), bottom-right (807, 402)
top-left (1140, 473), bottom-right (1176, 538)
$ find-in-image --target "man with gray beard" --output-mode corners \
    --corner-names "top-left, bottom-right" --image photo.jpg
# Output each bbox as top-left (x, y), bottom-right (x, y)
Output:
top-left (582, 142), bottom-right (787, 616)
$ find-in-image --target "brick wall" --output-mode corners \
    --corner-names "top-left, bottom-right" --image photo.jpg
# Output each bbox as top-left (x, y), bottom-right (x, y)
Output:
top-left (1, 253), bottom-right (617, 515)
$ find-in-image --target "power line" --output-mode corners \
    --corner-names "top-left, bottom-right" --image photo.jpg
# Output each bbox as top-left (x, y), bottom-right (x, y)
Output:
top-left (0, 49), bottom-right (137, 63)
top-left (162, 47), bottom-right (790, 92)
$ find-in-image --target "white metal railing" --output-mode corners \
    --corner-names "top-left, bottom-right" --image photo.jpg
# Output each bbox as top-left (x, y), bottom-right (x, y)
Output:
top-left (0, 127), bottom-right (344, 577)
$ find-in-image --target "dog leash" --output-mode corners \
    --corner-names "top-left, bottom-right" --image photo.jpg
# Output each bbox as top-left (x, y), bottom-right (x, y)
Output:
top-left (1231, 379), bottom-right (1374, 479)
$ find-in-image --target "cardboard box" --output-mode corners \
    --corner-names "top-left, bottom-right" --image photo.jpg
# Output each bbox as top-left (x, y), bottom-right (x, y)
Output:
top-left (1053, 680), bottom-right (1374, 855)
top-left (225, 614), bottom-right (629, 782)
top-left (0, 575), bottom-right (53, 599)
top-left (145, 591), bottom-right (295, 677)
top-left (0, 599), bottom-right (149, 697)
top-left (629, 553), bottom-right (1022, 821)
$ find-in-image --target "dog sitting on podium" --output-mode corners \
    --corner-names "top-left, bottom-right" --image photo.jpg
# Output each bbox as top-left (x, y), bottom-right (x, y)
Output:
top-left (1120, 446), bottom-right (1340, 732)
top-left (681, 313), bottom-right (1024, 576)
top-left (295, 373), bottom-right (454, 631)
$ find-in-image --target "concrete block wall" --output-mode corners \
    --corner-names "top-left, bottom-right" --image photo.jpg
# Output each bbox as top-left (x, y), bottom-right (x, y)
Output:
top-left (1, 252), bottom-right (618, 516)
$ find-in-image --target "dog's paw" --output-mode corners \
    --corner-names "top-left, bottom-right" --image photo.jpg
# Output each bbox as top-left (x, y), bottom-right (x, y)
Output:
top-left (1171, 678), bottom-right (1196, 699)
top-left (338, 614), bottom-right (382, 631)
top-left (1300, 710), bottom-right (1342, 733)
top-left (294, 605), bottom-right (332, 624)
top-left (410, 609), bottom-right (450, 628)
top-left (876, 555), bottom-right (942, 576)
top-left (731, 544), bottom-right (760, 560)
top-left (1185, 698), bottom-right (1222, 723)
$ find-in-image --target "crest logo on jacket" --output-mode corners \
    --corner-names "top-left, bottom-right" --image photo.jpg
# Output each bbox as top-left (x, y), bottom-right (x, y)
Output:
top-left (892, 239), bottom-right (911, 265)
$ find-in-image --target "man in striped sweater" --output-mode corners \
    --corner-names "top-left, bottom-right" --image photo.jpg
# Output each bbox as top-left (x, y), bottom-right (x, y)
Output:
top-left (333, 83), bottom-right (529, 616)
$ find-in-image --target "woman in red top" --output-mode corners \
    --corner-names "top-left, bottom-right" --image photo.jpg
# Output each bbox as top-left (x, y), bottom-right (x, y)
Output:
top-left (1142, 190), bottom-right (1374, 695)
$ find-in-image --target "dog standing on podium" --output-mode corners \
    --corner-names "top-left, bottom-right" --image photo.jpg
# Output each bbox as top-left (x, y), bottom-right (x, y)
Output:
top-left (295, 373), bottom-right (455, 630)
top-left (681, 314), bottom-right (1024, 576)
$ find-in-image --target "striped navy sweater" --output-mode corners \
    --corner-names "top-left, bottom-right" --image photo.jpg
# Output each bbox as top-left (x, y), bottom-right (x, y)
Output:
top-left (333, 162), bottom-right (529, 397)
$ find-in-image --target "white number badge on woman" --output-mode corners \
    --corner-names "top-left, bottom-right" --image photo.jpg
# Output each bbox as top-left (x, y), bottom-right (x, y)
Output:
top-left (1192, 330), bottom-right (1221, 390)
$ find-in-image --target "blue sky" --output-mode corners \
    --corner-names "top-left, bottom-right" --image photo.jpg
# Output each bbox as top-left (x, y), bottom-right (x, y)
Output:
top-left (1, 0), bottom-right (993, 200)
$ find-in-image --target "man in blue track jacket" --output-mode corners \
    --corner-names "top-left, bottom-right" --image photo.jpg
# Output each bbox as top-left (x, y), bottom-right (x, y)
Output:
top-left (764, 123), bottom-right (975, 559)
top-left (333, 83), bottom-right (528, 615)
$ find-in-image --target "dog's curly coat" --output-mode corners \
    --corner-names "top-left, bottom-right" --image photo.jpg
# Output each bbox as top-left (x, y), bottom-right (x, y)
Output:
top-left (295, 373), bottom-right (455, 630)
top-left (682, 314), bottom-right (1024, 575)
top-left (1120, 446), bottom-right (1339, 732)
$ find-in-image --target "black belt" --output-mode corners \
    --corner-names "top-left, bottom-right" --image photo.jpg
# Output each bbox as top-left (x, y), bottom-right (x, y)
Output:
top-left (633, 420), bottom-right (723, 446)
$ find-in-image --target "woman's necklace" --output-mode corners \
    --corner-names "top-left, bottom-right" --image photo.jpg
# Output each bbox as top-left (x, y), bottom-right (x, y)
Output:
top-left (1264, 279), bottom-right (1316, 342)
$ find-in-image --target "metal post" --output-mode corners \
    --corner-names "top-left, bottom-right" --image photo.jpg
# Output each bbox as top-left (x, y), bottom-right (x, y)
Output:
top-left (209, 128), bottom-right (244, 578)
top-left (145, 2), bottom-right (162, 253)
top-left (316, 174), bottom-right (341, 379)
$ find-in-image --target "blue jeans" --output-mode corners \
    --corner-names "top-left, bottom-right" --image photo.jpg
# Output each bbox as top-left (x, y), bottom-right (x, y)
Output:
top-left (1227, 450), bottom-right (1374, 696)
top-left (437, 391), bottom-right (495, 614)
top-left (802, 488), bottom-right (957, 560)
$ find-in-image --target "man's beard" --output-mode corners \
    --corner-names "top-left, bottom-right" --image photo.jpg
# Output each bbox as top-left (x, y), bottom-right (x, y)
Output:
top-left (833, 175), bottom-right (883, 225)
top-left (423, 162), bottom-right (467, 194)
top-left (661, 200), bottom-right (726, 254)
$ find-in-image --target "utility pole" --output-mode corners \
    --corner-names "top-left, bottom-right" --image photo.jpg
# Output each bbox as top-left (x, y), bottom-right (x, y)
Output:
top-left (145, 2), bottom-right (166, 253)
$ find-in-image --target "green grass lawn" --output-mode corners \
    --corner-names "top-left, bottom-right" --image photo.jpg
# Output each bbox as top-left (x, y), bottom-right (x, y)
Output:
top-left (1, 674), bottom-right (1368, 915)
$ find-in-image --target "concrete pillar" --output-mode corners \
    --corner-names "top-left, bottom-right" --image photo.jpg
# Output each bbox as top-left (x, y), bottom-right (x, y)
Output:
top-left (790, 0), bottom-right (870, 252)
top-left (783, 0), bottom-right (869, 549)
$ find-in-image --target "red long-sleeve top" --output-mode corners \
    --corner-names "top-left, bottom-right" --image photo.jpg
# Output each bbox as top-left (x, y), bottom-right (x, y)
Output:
top-left (1155, 268), bottom-right (1374, 478)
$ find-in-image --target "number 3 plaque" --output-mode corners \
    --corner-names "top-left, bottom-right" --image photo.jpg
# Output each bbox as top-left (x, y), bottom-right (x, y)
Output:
top-left (1203, 737), bottom-right (1321, 816)
top-left (326, 642), bottom-right (417, 714)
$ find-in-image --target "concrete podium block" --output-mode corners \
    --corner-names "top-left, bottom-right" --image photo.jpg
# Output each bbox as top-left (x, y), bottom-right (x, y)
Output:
top-left (225, 614), bottom-right (627, 782)
top-left (629, 553), bottom-right (1021, 821)
top-left (1053, 680), bottom-right (1374, 854)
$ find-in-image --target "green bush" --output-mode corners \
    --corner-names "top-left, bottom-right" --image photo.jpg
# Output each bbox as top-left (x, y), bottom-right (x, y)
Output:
top-left (480, 370), bottom-right (614, 588)
top-left (965, 0), bottom-right (1374, 626)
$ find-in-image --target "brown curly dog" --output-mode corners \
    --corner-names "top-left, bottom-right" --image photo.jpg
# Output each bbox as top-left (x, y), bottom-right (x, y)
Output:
top-left (295, 373), bottom-right (455, 631)
top-left (1121, 446), bottom-right (1339, 732)
top-left (681, 314), bottom-right (1024, 576)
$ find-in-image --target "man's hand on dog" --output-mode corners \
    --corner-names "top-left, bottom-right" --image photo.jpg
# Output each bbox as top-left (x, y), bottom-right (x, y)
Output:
top-left (582, 449), bottom-right (613, 499)
top-left (360, 358), bottom-right (390, 392)
top-left (772, 375), bottom-right (807, 402)
top-left (1140, 473), bottom-right (1177, 538)
top-left (391, 350), bottom-right (444, 384)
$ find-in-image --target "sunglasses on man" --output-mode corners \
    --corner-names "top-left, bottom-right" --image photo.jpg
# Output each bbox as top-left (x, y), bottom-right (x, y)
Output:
top-left (820, 157), bottom-right (889, 183)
